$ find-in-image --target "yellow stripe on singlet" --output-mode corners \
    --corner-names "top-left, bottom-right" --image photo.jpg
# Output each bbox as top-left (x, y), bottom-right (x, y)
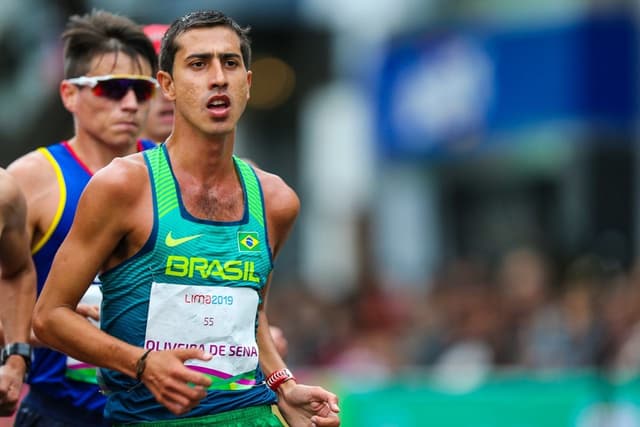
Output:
top-left (31, 147), bottom-right (67, 254)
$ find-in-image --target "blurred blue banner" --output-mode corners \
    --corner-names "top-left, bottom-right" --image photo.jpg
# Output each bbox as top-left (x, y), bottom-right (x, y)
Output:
top-left (376, 14), bottom-right (638, 159)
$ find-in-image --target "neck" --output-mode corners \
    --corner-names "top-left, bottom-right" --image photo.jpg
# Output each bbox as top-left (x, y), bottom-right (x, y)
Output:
top-left (165, 124), bottom-right (237, 181)
top-left (66, 136), bottom-right (140, 174)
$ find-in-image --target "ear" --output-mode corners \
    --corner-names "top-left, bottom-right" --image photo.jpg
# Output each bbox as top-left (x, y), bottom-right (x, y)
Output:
top-left (157, 71), bottom-right (176, 101)
top-left (60, 80), bottom-right (80, 113)
top-left (246, 70), bottom-right (252, 101)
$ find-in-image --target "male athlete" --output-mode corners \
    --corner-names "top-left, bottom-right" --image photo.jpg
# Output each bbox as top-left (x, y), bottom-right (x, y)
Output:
top-left (7, 10), bottom-right (157, 426)
top-left (34, 10), bottom-right (340, 426)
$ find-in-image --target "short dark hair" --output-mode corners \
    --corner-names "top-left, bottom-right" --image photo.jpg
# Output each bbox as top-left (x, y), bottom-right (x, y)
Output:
top-left (62, 9), bottom-right (158, 78)
top-left (159, 10), bottom-right (252, 75)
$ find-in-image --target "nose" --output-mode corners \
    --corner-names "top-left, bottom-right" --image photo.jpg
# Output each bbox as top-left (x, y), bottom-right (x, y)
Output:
top-left (120, 88), bottom-right (140, 110)
top-left (209, 60), bottom-right (228, 88)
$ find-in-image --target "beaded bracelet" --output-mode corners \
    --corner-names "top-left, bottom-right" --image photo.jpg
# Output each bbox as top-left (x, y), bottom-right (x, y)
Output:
top-left (265, 368), bottom-right (296, 391)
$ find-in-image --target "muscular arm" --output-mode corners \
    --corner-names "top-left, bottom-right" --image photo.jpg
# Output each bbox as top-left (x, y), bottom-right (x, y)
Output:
top-left (255, 171), bottom-right (339, 426)
top-left (255, 170), bottom-right (300, 377)
top-left (7, 150), bottom-right (62, 346)
top-left (32, 157), bottom-right (211, 415)
top-left (0, 170), bottom-right (36, 346)
top-left (0, 169), bottom-right (36, 415)
top-left (32, 158), bottom-right (146, 377)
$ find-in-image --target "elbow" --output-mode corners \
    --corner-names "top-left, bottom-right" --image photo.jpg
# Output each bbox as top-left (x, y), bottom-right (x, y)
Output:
top-left (32, 303), bottom-right (50, 345)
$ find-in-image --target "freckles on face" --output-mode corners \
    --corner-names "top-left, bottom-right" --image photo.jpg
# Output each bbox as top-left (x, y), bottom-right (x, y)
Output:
top-left (173, 82), bottom-right (203, 118)
top-left (172, 27), bottom-right (250, 125)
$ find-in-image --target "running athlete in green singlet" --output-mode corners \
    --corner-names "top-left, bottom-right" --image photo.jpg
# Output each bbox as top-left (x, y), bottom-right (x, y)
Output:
top-left (33, 10), bottom-right (340, 427)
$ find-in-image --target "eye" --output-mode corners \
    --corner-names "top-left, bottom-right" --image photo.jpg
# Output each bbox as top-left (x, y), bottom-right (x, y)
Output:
top-left (190, 60), bottom-right (206, 69)
top-left (224, 59), bottom-right (239, 68)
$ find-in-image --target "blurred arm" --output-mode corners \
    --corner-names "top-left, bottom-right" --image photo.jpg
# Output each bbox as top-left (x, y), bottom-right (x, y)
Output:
top-left (0, 170), bottom-right (36, 415)
top-left (0, 170), bottom-right (36, 348)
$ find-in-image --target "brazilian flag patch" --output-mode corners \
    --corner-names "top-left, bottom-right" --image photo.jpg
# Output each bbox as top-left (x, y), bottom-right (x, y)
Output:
top-left (238, 231), bottom-right (260, 252)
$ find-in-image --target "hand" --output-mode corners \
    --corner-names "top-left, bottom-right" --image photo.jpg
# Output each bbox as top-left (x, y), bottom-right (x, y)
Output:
top-left (140, 349), bottom-right (212, 415)
top-left (277, 382), bottom-right (340, 427)
top-left (76, 303), bottom-right (100, 323)
top-left (0, 357), bottom-right (26, 416)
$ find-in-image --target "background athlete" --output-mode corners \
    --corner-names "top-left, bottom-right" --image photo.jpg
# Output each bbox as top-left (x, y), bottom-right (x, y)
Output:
top-left (6, 10), bottom-right (157, 427)
top-left (139, 24), bottom-right (174, 144)
top-left (0, 170), bottom-right (36, 417)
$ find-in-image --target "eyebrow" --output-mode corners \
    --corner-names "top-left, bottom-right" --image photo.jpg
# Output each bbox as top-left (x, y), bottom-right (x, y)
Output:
top-left (185, 52), bottom-right (242, 62)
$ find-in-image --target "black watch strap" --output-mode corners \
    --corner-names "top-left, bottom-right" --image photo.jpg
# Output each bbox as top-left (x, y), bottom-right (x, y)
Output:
top-left (1, 342), bottom-right (32, 373)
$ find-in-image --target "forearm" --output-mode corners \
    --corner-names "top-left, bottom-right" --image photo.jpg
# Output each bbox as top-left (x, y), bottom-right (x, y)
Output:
top-left (257, 311), bottom-right (291, 378)
top-left (0, 266), bottom-right (36, 343)
top-left (33, 305), bottom-right (143, 379)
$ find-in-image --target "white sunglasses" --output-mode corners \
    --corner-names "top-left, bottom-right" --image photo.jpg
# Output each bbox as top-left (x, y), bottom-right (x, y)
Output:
top-left (66, 74), bottom-right (159, 102)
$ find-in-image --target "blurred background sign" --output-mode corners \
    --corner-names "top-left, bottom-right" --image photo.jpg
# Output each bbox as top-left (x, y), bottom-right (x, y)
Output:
top-left (377, 13), bottom-right (637, 159)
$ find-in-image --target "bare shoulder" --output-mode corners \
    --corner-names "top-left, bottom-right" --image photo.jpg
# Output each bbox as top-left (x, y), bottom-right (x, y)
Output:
top-left (250, 166), bottom-right (299, 256)
top-left (88, 153), bottom-right (149, 203)
top-left (253, 167), bottom-right (300, 222)
top-left (7, 149), bottom-right (57, 192)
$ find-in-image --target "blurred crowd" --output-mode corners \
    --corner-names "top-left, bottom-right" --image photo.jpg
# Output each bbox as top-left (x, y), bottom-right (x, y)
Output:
top-left (268, 246), bottom-right (640, 380)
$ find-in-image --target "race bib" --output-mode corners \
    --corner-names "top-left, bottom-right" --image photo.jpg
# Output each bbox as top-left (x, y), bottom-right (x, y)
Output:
top-left (144, 282), bottom-right (260, 390)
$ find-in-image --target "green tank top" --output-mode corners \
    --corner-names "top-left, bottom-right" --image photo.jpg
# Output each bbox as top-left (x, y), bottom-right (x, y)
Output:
top-left (144, 144), bottom-right (272, 289)
top-left (99, 144), bottom-right (276, 419)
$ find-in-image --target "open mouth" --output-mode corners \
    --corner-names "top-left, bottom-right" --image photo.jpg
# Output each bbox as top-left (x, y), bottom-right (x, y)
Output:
top-left (207, 97), bottom-right (230, 109)
top-left (206, 95), bottom-right (231, 119)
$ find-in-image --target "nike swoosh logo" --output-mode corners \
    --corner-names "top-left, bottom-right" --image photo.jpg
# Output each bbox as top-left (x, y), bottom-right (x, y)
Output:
top-left (165, 231), bottom-right (204, 247)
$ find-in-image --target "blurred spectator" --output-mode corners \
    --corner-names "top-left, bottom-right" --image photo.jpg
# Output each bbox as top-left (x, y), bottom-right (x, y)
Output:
top-left (599, 259), bottom-right (640, 373)
top-left (494, 246), bottom-right (558, 367)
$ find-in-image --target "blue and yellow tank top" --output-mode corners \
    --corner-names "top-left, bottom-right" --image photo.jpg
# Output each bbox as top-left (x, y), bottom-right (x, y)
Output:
top-left (99, 144), bottom-right (277, 423)
top-left (30, 139), bottom-right (156, 413)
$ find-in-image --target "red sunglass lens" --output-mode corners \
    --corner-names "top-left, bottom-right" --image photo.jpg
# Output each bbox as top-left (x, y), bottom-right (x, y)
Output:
top-left (92, 79), bottom-right (154, 102)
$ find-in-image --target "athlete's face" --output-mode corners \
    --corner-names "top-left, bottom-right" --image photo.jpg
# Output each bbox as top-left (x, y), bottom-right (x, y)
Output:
top-left (142, 90), bottom-right (174, 143)
top-left (159, 26), bottom-right (252, 138)
top-left (63, 52), bottom-right (153, 149)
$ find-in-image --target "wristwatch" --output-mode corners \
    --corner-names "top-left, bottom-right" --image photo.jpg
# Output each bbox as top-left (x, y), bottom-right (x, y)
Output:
top-left (1, 342), bottom-right (32, 375)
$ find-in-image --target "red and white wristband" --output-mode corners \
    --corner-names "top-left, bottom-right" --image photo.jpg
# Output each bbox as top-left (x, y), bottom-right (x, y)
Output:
top-left (265, 368), bottom-right (296, 391)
